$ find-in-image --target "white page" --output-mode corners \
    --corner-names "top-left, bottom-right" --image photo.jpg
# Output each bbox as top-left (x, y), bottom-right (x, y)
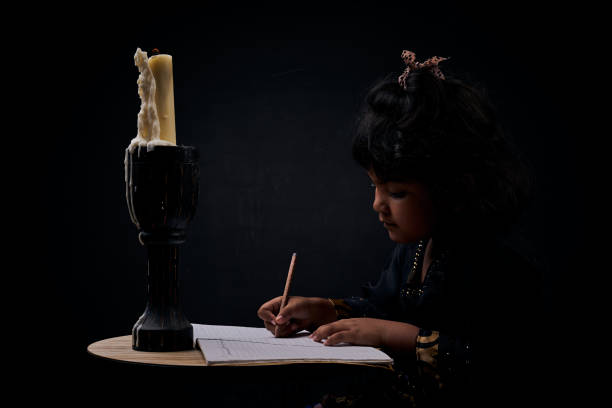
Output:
top-left (192, 324), bottom-right (393, 365)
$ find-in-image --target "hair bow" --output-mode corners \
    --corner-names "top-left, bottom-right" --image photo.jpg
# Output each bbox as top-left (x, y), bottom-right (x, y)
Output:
top-left (398, 50), bottom-right (449, 89)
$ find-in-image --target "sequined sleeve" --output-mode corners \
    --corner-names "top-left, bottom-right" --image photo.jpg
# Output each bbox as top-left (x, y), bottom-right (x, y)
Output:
top-left (415, 328), bottom-right (473, 396)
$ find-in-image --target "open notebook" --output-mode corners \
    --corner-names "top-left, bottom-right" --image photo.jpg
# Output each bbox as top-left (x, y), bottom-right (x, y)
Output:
top-left (192, 324), bottom-right (393, 367)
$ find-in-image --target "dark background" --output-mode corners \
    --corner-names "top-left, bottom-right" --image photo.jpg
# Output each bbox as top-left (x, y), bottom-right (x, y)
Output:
top-left (15, 2), bottom-right (591, 406)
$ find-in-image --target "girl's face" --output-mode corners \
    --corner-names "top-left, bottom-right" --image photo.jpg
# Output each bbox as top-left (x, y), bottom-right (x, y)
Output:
top-left (368, 168), bottom-right (435, 243)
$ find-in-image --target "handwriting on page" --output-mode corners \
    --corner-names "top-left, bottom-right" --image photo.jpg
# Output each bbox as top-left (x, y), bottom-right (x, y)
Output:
top-left (194, 325), bottom-right (318, 346)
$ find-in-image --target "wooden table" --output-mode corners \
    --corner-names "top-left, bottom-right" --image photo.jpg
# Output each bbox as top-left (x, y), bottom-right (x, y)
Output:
top-left (88, 335), bottom-right (395, 369)
top-left (87, 335), bottom-right (206, 367)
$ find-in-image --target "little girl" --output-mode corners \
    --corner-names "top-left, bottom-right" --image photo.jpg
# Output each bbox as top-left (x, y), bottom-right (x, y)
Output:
top-left (257, 50), bottom-right (543, 407)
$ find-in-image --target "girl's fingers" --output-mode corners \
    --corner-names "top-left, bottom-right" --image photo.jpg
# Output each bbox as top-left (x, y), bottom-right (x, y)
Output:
top-left (264, 321), bottom-right (277, 334)
top-left (310, 320), bottom-right (348, 341)
top-left (323, 330), bottom-right (351, 346)
top-left (276, 298), bottom-right (301, 324)
top-left (258, 309), bottom-right (276, 323)
top-left (275, 321), bottom-right (300, 337)
top-left (257, 296), bottom-right (283, 321)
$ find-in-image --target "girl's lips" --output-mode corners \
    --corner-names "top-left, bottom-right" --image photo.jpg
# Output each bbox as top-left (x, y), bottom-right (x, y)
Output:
top-left (383, 222), bottom-right (397, 227)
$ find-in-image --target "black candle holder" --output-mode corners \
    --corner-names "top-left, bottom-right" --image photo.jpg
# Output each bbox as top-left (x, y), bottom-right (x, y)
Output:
top-left (125, 145), bottom-right (199, 351)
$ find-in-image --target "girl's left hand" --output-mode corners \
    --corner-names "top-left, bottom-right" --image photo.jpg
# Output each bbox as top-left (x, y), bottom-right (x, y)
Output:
top-left (308, 318), bottom-right (387, 347)
top-left (309, 318), bottom-right (420, 353)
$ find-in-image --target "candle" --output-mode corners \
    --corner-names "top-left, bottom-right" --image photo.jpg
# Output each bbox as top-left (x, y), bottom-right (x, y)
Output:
top-left (148, 53), bottom-right (177, 145)
top-left (129, 48), bottom-right (176, 153)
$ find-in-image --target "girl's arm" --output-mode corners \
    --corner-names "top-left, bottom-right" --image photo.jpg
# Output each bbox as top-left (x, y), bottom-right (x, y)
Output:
top-left (309, 317), bottom-right (420, 355)
top-left (380, 319), bottom-right (421, 354)
top-left (310, 318), bottom-right (475, 397)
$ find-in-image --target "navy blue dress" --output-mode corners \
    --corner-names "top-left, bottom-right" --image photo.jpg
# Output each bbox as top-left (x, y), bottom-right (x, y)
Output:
top-left (322, 235), bottom-right (544, 407)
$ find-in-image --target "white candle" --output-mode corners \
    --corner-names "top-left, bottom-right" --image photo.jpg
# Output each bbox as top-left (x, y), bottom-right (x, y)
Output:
top-left (148, 53), bottom-right (177, 145)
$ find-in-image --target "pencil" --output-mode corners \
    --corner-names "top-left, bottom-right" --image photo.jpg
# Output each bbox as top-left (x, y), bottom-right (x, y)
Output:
top-left (275, 252), bottom-right (297, 337)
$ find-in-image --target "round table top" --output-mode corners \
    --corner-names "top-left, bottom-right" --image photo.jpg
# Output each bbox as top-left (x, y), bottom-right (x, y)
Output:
top-left (88, 335), bottom-right (394, 370)
top-left (87, 335), bottom-right (206, 367)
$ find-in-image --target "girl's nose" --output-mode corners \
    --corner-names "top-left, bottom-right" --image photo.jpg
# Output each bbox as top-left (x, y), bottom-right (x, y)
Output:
top-left (372, 188), bottom-right (388, 214)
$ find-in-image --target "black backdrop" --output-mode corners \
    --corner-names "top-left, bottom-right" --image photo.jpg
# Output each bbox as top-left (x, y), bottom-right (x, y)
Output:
top-left (17, 2), bottom-right (590, 406)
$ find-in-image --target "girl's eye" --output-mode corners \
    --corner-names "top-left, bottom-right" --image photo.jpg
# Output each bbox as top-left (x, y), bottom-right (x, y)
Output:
top-left (390, 192), bottom-right (407, 199)
top-left (369, 182), bottom-right (376, 189)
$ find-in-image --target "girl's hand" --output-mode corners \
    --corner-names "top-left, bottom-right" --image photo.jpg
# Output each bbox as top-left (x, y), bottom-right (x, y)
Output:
top-left (309, 318), bottom-right (420, 354)
top-left (257, 296), bottom-right (337, 337)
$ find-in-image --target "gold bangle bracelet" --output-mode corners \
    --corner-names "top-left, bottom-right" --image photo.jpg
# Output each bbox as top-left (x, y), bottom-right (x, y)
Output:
top-left (327, 298), bottom-right (339, 318)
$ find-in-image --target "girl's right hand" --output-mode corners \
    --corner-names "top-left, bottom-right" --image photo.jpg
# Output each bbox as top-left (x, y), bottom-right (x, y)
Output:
top-left (257, 296), bottom-right (338, 337)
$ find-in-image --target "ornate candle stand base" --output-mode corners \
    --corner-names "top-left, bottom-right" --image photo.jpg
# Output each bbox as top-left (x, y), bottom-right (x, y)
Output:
top-left (125, 145), bottom-right (199, 352)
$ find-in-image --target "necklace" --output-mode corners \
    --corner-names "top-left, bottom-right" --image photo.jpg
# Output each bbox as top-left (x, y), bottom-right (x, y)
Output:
top-left (400, 239), bottom-right (425, 297)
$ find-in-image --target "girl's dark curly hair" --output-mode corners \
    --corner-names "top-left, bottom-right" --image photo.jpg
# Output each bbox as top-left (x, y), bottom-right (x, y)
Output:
top-left (352, 70), bottom-right (534, 253)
